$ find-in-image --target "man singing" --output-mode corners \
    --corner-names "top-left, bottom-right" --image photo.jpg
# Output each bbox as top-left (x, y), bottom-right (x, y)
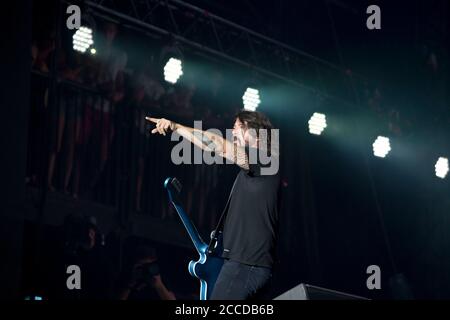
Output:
top-left (146, 110), bottom-right (280, 300)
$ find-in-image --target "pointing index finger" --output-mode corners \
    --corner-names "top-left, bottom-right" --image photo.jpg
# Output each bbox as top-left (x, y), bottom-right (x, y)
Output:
top-left (145, 117), bottom-right (159, 123)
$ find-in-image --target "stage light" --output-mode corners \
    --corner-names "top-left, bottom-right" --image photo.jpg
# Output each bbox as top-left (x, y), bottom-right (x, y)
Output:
top-left (372, 136), bottom-right (391, 158)
top-left (24, 295), bottom-right (43, 300)
top-left (72, 26), bottom-right (94, 53)
top-left (242, 88), bottom-right (260, 111)
top-left (435, 157), bottom-right (449, 179)
top-left (308, 113), bottom-right (327, 135)
top-left (90, 48), bottom-right (96, 55)
top-left (164, 58), bottom-right (183, 84)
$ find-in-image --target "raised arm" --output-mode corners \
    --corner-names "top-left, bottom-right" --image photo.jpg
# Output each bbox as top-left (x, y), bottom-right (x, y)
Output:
top-left (145, 117), bottom-right (249, 170)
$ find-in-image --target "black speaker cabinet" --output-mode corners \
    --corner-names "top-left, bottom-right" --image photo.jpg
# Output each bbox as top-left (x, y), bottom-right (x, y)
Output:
top-left (274, 283), bottom-right (369, 300)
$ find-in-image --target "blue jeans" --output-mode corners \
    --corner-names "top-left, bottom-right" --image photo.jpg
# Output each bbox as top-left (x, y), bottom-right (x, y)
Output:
top-left (210, 260), bottom-right (272, 300)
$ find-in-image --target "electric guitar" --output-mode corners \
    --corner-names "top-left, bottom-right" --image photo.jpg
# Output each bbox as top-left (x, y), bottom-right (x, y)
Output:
top-left (164, 177), bottom-right (224, 300)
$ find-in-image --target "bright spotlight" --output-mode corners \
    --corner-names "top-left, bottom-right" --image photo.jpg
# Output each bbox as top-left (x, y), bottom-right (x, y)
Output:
top-left (242, 88), bottom-right (260, 111)
top-left (435, 157), bottom-right (449, 179)
top-left (164, 58), bottom-right (183, 84)
top-left (90, 48), bottom-right (96, 55)
top-left (72, 26), bottom-right (94, 53)
top-left (372, 136), bottom-right (391, 158)
top-left (308, 113), bottom-right (327, 135)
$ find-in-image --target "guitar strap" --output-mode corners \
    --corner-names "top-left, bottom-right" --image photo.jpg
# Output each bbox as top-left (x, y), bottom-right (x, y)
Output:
top-left (207, 173), bottom-right (239, 253)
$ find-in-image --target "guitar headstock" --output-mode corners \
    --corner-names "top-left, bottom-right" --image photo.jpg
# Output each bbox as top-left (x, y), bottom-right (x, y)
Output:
top-left (171, 177), bottom-right (182, 194)
top-left (164, 177), bottom-right (182, 191)
top-left (164, 177), bottom-right (183, 204)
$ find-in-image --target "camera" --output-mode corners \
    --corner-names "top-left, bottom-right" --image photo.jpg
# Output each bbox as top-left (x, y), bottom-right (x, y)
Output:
top-left (140, 262), bottom-right (160, 277)
top-left (132, 261), bottom-right (160, 286)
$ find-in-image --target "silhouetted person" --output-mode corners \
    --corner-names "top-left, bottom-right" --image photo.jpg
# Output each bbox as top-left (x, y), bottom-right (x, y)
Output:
top-left (117, 246), bottom-right (175, 300)
top-left (56, 214), bottom-right (114, 300)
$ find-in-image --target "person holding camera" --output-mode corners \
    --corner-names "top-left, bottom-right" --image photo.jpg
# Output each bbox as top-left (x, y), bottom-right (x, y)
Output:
top-left (118, 246), bottom-right (176, 300)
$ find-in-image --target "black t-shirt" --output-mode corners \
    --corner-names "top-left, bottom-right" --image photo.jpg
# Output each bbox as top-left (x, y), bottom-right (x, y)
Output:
top-left (221, 147), bottom-right (280, 268)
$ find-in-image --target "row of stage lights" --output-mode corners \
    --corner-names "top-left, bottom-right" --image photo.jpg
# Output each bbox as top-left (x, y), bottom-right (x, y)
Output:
top-left (71, 29), bottom-right (446, 179)
top-left (72, 28), bottom-right (261, 111)
top-left (165, 56), bottom-right (449, 181)
top-left (308, 113), bottom-right (449, 179)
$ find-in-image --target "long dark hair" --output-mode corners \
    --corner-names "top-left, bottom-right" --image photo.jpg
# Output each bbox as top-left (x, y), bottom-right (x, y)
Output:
top-left (235, 110), bottom-right (274, 151)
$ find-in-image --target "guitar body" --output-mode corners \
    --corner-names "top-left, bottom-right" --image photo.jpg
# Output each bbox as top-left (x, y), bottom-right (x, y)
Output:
top-left (164, 177), bottom-right (224, 300)
top-left (189, 253), bottom-right (224, 300)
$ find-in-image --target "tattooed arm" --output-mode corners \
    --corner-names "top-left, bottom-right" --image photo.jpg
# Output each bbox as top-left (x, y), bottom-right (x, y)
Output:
top-left (145, 117), bottom-right (249, 170)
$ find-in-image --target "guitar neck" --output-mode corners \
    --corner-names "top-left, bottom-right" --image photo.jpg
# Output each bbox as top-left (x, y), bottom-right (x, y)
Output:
top-left (170, 199), bottom-right (207, 254)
